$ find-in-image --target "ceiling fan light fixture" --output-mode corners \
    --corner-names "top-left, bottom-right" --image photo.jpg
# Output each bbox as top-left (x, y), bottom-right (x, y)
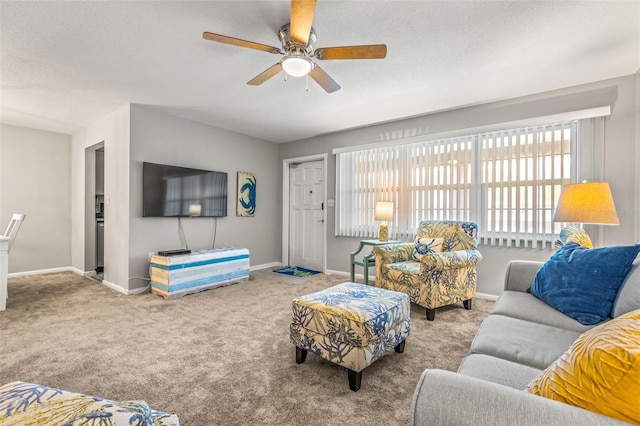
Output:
top-left (281, 55), bottom-right (314, 77)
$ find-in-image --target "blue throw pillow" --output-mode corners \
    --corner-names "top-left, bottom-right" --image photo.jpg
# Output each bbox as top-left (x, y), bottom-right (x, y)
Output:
top-left (531, 242), bottom-right (640, 325)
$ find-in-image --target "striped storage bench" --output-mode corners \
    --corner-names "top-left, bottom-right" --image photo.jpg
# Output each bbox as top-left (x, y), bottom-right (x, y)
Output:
top-left (150, 247), bottom-right (250, 299)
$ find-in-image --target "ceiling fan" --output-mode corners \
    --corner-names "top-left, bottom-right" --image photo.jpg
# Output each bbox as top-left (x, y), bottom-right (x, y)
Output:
top-left (202, 0), bottom-right (387, 93)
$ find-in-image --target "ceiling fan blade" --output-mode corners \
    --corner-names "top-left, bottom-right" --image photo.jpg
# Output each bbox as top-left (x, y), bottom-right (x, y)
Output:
top-left (314, 44), bottom-right (387, 60)
top-left (247, 63), bottom-right (283, 86)
top-left (290, 0), bottom-right (316, 45)
top-left (309, 65), bottom-right (341, 93)
top-left (203, 32), bottom-right (283, 55)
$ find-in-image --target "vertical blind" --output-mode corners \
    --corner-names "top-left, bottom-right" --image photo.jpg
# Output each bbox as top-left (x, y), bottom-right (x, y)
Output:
top-left (479, 122), bottom-right (573, 247)
top-left (335, 121), bottom-right (575, 247)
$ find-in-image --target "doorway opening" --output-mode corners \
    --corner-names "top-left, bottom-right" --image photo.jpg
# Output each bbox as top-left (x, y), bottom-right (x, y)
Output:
top-left (95, 147), bottom-right (104, 278)
top-left (282, 154), bottom-right (327, 272)
top-left (84, 142), bottom-right (104, 281)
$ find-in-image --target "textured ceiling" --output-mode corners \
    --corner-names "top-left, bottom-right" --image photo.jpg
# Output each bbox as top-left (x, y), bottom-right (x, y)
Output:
top-left (1, 1), bottom-right (639, 143)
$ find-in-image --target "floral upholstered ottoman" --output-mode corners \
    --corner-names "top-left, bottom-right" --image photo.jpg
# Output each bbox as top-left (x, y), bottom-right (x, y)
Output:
top-left (290, 282), bottom-right (411, 391)
top-left (0, 381), bottom-right (179, 425)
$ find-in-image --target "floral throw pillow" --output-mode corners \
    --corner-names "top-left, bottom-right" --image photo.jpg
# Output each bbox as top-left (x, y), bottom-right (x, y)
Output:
top-left (413, 237), bottom-right (444, 261)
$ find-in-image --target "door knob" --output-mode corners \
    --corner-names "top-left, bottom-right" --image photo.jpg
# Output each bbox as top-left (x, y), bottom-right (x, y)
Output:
top-left (317, 219), bottom-right (324, 223)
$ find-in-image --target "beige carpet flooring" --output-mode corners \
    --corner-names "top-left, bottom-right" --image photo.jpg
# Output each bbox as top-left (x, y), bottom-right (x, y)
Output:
top-left (0, 270), bottom-right (493, 425)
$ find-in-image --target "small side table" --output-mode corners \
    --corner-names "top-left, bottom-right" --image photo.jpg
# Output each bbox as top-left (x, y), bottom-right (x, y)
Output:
top-left (350, 239), bottom-right (401, 285)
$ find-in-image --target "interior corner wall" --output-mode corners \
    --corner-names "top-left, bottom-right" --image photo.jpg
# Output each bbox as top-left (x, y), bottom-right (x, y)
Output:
top-left (278, 74), bottom-right (639, 297)
top-left (128, 105), bottom-right (281, 291)
top-left (0, 124), bottom-right (72, 273)
top-left (636, 69), bottom-right (640, 242)
top-left (71, 104), bottom-right (130, 290)
top-left (599, 75), bottom-right (638, 246)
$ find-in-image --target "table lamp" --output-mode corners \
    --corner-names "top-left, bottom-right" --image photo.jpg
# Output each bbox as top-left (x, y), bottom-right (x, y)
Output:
top-left (375, 201), bottom-right (394, 242)
top-left (553, 182), bottom-right (619, 248)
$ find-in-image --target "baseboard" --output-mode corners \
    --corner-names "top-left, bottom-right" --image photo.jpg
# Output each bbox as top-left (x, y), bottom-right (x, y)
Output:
top-left (8, 266), bottom-right (84, 278)
top-left (100, 280), bottom-right (128, 295)
top-left (324, 268), bottom-right (499, 300)
top-left (324, 269), bottom-right (375, 282)
top-left (324, 269), bottom-right (358, 278)
top-left (474, 292), bottom-right (499, 301)
top-left (6, 267), bottom-right (138, 296)
top-left (69, 267), bottom-right (86, 276)
top-left (250, 261), bottom-right (282, 271)
top-left (98, 279), bottom-right (154, 296)
top-left (127, 285), bottom-right (150, 295)
top-left (8, 263), bottom-right (500, 300)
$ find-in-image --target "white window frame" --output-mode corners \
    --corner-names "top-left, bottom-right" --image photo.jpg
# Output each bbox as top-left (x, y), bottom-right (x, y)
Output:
top-left (334, 108), bottom-right (610, 248)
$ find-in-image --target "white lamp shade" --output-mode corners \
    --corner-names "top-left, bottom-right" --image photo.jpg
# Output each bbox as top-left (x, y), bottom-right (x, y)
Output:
top-left (553, 182), bottom-right (619, 225)
top-left (375, 201), bottom-right (394, 221)
top-left (281, 56), bottom-right (313, 77)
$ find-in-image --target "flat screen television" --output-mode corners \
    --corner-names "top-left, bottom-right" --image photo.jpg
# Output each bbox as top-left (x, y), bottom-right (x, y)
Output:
top-left (142, 162), bottom-right (228, 217)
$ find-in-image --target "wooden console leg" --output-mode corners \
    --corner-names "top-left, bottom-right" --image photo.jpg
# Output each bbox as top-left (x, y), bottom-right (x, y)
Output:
top-left (426, 308), bottom-right (435, 321)
top-left (295, 347), bottom-right (307, 364)
top-left (347, 369), bottom-right (362, 392)
top-left (463, 299), bottom-right (472, 310)
top-left (395, 340), bottom-right (406, 353)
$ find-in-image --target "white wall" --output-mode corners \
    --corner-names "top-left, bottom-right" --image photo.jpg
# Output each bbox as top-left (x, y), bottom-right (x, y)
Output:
top-left (278, 74), bottom-right (639, 297)
top-left (636, 70), bottom-right (640, 240)
top-left (127, 105), bottom-right (281, 291)
top-left (0, 124), bottom-right (72, 273)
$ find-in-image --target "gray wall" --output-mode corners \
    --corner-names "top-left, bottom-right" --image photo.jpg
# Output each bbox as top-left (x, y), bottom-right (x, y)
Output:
top-left (278, 74), bottom-right (639, 297)
top-left (5, 73), bottom-right (638, 298)
top-left (0, 124), bottom-right (72, 273)
top-left (127, 105), bottom-right (281, 290)
top-left (71, 104), bottom-right (131, 290)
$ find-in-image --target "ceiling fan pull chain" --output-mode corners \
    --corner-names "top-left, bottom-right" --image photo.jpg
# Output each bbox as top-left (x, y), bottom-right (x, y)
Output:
top-left (306, 74), bottom-right (309, 92)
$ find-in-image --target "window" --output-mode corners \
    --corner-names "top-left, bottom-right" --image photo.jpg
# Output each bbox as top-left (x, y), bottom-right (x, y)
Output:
top-left (335, 121), bottom-right (575, 248)
top-left (479, 123), bottom-right (573, 246)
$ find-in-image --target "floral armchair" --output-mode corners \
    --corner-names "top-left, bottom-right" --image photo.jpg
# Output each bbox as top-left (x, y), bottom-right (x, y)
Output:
top-left (372, 220), bottom-right (483, 321)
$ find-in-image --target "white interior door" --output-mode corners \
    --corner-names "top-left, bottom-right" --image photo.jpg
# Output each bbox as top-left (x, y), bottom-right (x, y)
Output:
top-left (289, 160), bottom-right (324, 271)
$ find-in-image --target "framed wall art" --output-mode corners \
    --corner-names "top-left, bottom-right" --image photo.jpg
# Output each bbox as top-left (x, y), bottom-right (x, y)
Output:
top-left (237, 171), bottom-right (256, 217)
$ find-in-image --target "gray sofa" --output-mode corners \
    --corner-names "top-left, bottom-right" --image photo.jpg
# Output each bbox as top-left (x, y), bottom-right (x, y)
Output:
top-left (410, 259), bottom-right (638, 425)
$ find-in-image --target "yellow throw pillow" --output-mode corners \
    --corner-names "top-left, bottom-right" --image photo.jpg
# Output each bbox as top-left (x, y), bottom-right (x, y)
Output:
top-left (565, 231), bottom-right (593, 249)
top-left (526, 309), bottom-right (640, 424)
top-left (560, 225), bottom-right (593, 249)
